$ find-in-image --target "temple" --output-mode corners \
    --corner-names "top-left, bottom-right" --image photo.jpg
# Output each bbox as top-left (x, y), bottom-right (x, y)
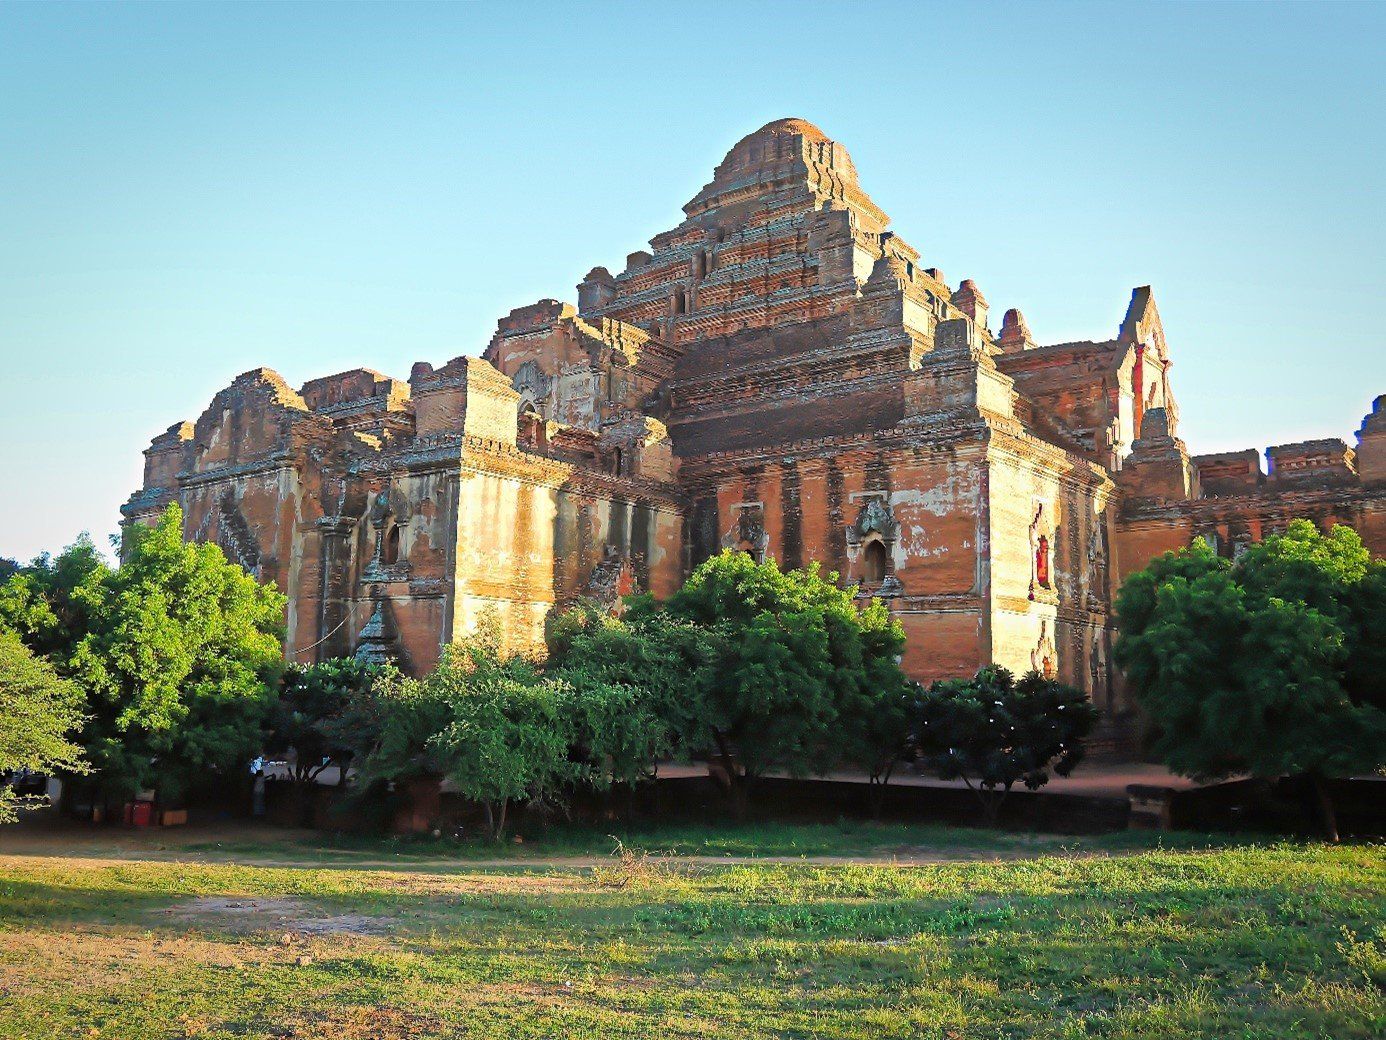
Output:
top-left (123, 118), bottom-right (1386, 751)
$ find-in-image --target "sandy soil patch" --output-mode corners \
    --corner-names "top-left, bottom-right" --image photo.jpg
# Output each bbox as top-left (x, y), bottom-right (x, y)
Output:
top-left (170, 895), bottom-right (397, 935)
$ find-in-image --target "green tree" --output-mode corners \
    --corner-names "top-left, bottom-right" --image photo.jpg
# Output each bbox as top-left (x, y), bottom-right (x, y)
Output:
top-left (663, 551), bottom-right (910, 814)
top-left (548, 606), bottom-right (719, 795)
top-left (0, 535), bottom-right (108, 660)
top-left (0, 632), bottom-right (87, 822)
top-left (1114, 522), bottom-right (1386, 840)
top-left (268, 657), bottom-right (388, 790)
top-left (364, 641), bottom-right (580, 840)
top-left (65, 505), bottom-right (286, 806)
top-left (912, 666), bottom-right (1099, 825)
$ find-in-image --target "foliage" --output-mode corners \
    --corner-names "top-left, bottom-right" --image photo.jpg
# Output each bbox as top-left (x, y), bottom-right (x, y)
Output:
top-left (267, 657), bottom-right (389, 786)
top-left (548, 606), bottom-right (720, 789)
top-left (1116, 524), bottom-right (1386, 771)
top-left (912, 665), bottom-right (1099, 823)
top-left (61, 505), bottom-right (286, 803)
top-left (1115, 521), bottom-right (1386, 840)
top-left (364, 640), bottom-right (581, 839)
top-left (0, 534), bottom-right (108, 661)
top-left (0, 631), bottom-right (87, 822)
top-left (663, 551), bottom-right (910, 803)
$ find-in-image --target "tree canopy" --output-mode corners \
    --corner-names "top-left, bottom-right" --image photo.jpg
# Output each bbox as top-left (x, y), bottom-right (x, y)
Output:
top-left (0, 534), bottom-right (107, 661)
top-left (1114, 520), bottom-right (1386, 838)
top-left (0, 506), bottom-right (288, 804)
top-left (912, 665), bottom-right (1099, 823)
top-left (662, 551), bottom-right (910, 804)
top-left (268, 657), bottom-right (390, 786)
top-left (547, 605), bottom-right (717, 789)
top-left (0, 631), bottom-right (87, 822)
top-left (364, 640), bottom-right (582, 839)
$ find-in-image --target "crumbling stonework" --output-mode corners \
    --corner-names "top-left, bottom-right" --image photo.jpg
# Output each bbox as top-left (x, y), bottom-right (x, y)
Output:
top-left (125, 118), bottom-right (1385, 750)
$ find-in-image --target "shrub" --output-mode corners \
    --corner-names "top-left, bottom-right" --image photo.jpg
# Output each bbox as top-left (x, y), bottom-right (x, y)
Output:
top-left (363, 641), bottom-right (581, 839)
top-left (912, 665), bottom-right (1099, 825)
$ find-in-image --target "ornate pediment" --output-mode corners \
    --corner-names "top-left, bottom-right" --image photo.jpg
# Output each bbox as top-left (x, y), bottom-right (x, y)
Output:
top-left (723, 503), bottom-right (769, 560)
top-left (846, 495), bottom-right (896, 546)
top-left (511, 361), bottom-right (551, 409)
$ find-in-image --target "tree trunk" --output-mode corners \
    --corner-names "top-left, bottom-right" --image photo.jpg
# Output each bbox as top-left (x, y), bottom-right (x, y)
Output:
top-left (494, 798), bottom-right (509, 842)
top-left (1308, 773), bottom-right (1340, 843)
top-left (981, 795), bottom-right (1001, 828)
top-left (711, 730), bottom-right (746, 820)
top-left (868, 760), bottom-right (897, 819)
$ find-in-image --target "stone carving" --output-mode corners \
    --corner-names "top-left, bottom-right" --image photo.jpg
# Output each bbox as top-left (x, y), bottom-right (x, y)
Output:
top-left (847, 495), bottom-right (897, 545)
top-left (1031, 620), bottom-right (1057, 680)
top-left (353, 598), bottom-right (398, 665)
top-left (363, 489), bottom-right (410, 583)
top-left (511, 360), bottom-right (550, 412)
top-left (724, 503), bottom-right (769, 561)
top-left (1085, 521), bottom-right (1108, 607)
top-left (1028, 503), bottom-right (1052, 601)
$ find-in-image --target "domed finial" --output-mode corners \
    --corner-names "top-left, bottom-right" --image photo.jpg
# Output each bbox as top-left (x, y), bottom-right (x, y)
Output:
top-left (751, 117), bottom-right (830, 142)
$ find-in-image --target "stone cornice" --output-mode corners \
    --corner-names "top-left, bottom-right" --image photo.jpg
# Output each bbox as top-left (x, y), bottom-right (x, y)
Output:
top-left (177, 456), bottom-right (300, 488)
top-left (1120, 481), bottom-right (1385, 524)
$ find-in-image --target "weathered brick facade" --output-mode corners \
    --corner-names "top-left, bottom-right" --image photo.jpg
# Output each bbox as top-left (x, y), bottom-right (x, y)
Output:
top-left (124, 118), bottom-right (1385, 747)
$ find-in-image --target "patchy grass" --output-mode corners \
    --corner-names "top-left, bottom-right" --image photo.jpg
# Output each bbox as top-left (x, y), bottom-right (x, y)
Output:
top-left (0, 833), bottom-right (1380, 1038)
top-left (168, 818), bottom-right (1250, 865)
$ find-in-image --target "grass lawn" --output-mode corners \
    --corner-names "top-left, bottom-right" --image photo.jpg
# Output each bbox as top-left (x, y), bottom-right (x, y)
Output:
top-left (0, 824), bottom-right (1381, 1039)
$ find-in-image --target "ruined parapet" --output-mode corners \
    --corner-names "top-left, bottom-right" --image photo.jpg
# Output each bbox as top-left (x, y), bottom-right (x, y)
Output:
top-left (1354, 395), bottom-right (1386, 485)
top-left (1193, 449), bottom-right (1265, 495)
top-left (494, 299), bottom-right (577, 337)
top-left (902, 317), bottom-right (1016, 427)
top-left (997, 309), bottom-right (1035, 352)
top-left (1266, 438), bottom-right (1357, 487)
top-left (852, 254), bottom-right (932, 337)
top-left (805, 204), bottom-right (860, 287)
top-left (578, 266), bottom-right (617, 314)
top-left (189, 368), bottom-right (333, 475)
top-left (121, 421), bottom-right (194, 528)
top-left (301, 368), bottom-right (410, 415)
top-left (598, 414), bottom-right (676, 482)
top-left (142, 420), bottom-right (194, 491)
top-left (410, 356), bottom-right (520, 444)
top-left (1120, 407), bottom-right (1199, 501)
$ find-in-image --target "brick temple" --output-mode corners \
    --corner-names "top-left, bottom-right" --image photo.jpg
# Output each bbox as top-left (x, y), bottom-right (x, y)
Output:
top-left (124, 118), bottom-right (1385, 746)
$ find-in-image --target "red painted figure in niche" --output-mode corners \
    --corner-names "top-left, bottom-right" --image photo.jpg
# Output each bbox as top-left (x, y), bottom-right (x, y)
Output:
top-left (615, 559), bottom-right (636, 598)
top-left (1036, 535), bottom-right (1050, 587)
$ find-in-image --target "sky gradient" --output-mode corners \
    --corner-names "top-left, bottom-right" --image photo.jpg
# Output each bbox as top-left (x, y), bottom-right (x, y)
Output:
top-left (2, 2), bottom-right (1383, 562)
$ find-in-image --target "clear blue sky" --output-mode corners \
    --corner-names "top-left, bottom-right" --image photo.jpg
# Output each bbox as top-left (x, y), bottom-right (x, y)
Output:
top-left (2, 2), bottom-right (1382, 563)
